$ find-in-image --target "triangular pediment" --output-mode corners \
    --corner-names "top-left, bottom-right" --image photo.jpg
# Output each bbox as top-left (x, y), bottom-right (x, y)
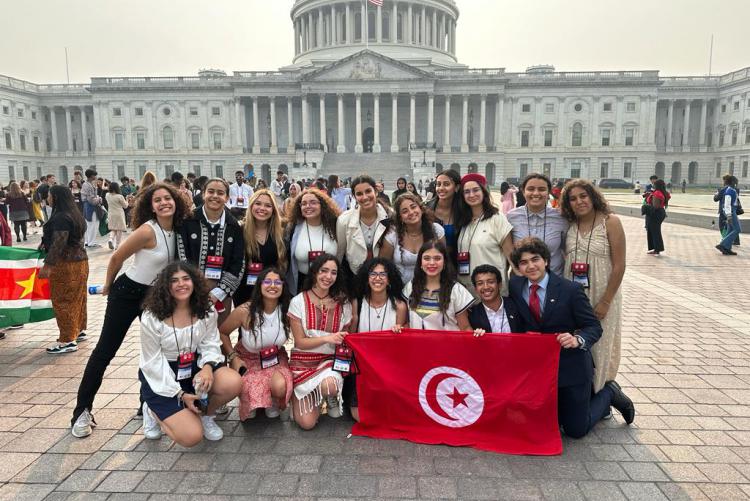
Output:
top-left (302, 50), bottom-right (435, 82)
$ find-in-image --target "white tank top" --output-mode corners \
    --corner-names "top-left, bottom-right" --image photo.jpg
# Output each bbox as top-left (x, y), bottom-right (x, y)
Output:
top-left (125, 220), bottom-right (175, 285)
top-left (240, 308), bottom-right (287, 352)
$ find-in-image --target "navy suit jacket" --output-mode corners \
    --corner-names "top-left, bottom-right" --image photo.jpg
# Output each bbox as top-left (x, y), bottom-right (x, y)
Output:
top-left (467, 298), bottom-right (523, 334)
top-left (508, 272), bottom-right (602, 388)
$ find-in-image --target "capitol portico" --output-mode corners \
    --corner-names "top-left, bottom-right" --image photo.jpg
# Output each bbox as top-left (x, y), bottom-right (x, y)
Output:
top-left (1, 0), bottom-right (750, 187)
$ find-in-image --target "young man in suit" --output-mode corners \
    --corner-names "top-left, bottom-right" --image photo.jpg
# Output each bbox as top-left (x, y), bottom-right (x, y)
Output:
top-left (508, 237), bottom-right (635, 438)
top-left (468, 264), bottom-right (521, 335)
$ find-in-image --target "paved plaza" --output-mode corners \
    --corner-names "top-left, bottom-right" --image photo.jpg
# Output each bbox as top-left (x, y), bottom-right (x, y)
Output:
top-left (0, 215), bottom-right (749, 500)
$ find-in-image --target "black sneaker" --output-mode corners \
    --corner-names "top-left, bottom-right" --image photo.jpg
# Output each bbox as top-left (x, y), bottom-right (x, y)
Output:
top-left (77, 332), bottom-right (87, 342)
top-left (716, 244), bottom-right (731, 255)
top-left (0, 331), bottom-right (5, 340)
top-left (606, 381), bottom-right (635, 425)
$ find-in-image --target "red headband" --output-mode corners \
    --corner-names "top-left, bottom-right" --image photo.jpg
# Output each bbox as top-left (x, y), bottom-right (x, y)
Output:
top-left (461, 173), bottom-right (487, 187)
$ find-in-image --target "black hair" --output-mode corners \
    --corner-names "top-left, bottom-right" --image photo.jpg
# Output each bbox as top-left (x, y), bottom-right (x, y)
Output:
top-left (170, 171), bottom-right (184, 184)
top-left (108, 182), bottom-right (121, 195)
top-left (245, 267), bottom-right (290, 339)
top-left (302, 253), bottom-right (350, 303)
top-left (46, 185), bottom-right (85, 242)
top-left (356, 257), bottom-right (405, 310)
top-left (458, 180), bottom-right (498, 227)
top-left (84, 168), bottom-right (97, 179)
top-left (409, 240), bottom-right (457, 313)
top-left (142, 261), bottom-right (213, 320)
top-left (649, 175), bottom-right (658, 181)
top-left (500, 181), bottom-right (510, 195)
top-left (471, 264), bottom-right (503, 286)
top-left (351, 174), bottom-right (377, 191)
top-left (521, 173), bottom-right (552, 193)
top-left (510, 237), bottom-right (551, 269)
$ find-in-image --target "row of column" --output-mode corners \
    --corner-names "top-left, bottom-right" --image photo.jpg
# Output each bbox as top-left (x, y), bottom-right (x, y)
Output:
top-left (662, 98), bottom-right (711, 148)
top-left (294, 1), bottom-right (456, 55)
top-left (43, 106), bottom-right (89, 154)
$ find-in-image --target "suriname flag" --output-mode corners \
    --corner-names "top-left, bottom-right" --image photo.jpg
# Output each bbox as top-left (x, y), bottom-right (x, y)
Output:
top-left (0, 247), bottom-right (53, 328)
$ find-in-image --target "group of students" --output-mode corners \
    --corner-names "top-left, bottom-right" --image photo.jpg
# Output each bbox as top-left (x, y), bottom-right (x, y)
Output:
top-left (57, 168), bottom-right (634, 447)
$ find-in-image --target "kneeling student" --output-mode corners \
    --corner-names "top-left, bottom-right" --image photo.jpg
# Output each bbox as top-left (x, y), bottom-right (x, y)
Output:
top-left (508, 237), bottom-right (635, 438)
top-left (139, 262), bottom-right (242, 447)
top-left (468, 264), bottom-right (521, 335)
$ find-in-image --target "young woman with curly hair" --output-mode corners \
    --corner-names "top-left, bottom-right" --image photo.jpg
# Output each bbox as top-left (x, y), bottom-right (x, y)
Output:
top-left (560, 179), bottom-right (626, 393)
top-left (220, 267), bottom-right (293, 421)
top-left (233, 189), bottom-right (287, 307)
top-left (285, 188), bottom-right (340, 295)
top-left (288, 254), bottom-right (353, 430)
top-left (380, 193), bottom-right (445, 283)
top-left (404, 241), bottom-right (475, 331)
top-left (139, 262), bottom-right (241, 446)
top-left (71, 182), bottom-right (190, 439)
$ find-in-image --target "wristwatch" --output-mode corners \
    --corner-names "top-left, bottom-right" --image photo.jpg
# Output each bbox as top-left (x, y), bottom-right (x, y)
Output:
top-left (574, 335), bottom-right (586, 349)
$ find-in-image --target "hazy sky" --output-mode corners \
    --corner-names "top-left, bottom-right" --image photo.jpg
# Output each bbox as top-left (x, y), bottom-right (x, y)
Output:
top-left (3, 0), bottom-right (748, 84)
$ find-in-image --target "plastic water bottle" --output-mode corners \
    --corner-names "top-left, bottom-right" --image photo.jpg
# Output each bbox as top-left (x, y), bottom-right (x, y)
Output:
top-left (88, 286), bottom-right (104, 295)
top-left (193, 376), bottom-right (209, 412)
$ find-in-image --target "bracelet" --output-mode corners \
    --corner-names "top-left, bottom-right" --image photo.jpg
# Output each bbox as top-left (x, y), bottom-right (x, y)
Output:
top-left (176, 390), bottom-right (185, 402)
top-left (227, 351), bottom-right (237, 363)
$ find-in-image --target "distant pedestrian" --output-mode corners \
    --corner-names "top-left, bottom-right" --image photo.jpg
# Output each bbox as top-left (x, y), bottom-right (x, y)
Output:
top-left (105, 182), bottom-right (129, 250)
top-left (645, 179), bottom-right (669, 256)
top-left (681, 179), bottom-right (687, 193)
top-left (499, 182), bottom-right (517, 215)
top-left (715, 174), bottom-right (741, 256)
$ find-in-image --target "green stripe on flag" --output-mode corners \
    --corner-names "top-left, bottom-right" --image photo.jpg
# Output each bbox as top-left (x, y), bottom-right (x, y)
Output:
top-left (0, 306), bottom-right (54, 328)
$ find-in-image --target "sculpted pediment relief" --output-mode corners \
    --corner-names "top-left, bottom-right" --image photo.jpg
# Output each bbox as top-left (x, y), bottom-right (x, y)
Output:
top-left (304, 50), bottom-right (433, 82)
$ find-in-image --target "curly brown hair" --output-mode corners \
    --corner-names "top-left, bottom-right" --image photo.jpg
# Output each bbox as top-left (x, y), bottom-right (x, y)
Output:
top-left (559, 179), bottom-right (612, 222)
top-left (286, 188), bottom-right (340, 239)
top-left (130, 182), bottom-right (189, 229)
top-left (142, 261), bottom-right (213, 321)
top-left (392, 193), bottom-right (438, 255)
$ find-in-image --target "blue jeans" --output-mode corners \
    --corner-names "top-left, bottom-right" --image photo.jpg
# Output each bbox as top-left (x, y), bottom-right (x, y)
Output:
top-left (720, 213), bottom-right (742, 250)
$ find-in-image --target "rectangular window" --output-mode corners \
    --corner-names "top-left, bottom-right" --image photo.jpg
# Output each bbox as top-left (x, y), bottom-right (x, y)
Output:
top-left (521, 104), bottom-right (531, 113)
top-left (134, 107), bottom-right (144, 116)
top-left (138, 164), bottom-right (147, 179)
top-left (19, 134), bottom-right (26, 151)
top-left (743, 161), bottom-right (749, 178)
top-left (571, 162), bottom-right (581, 178)
top-left (600, 162), bottom-right (609, 178)
top-left (544, 129), bottom-right (553, 147)
top-left (2, 106), bottom-right (8, 115)
top-left (215, 164), bottom-right (224, 179)
top-left (113, 107), bottom-right (122, 117)
top-left (734, 101), bottom-right (740, 111)
top-left (192, 164), bottom-right (202, 176)
top-left (520, 130), bottom-right (529, 147)
top-left (114, 133), bottom-right (124, 150)
top-left (4, 132), bottom-right (12, 149)
top-left (33, 136), bottom-right (39, 152)
top-left (8, 164), bottom-right (15, 181)
top-left (623, 162), bottom-right (633, 179)
top-left (732, 128), bottom-right (738, 145)
top-left (719, 130), bottom-right (725, 146)
top-left (17, 109), bottom-right (24, 118)
top-left (626, 102), bottom-right (636, 112)
top-left (31, 111), bottom-right (37, 120)
top-left (572, 126), bottom-right (582, 147)
top-left (721, 104), bottom-right (727, 113)
top-left (603, 102), bottom-right (612, 112)
top-left (211, 106), bottom-right (221, 116)
top-left (729, 162), bottom-right (735, 175)
top-left (71, 115), bottom-right (75, 123)
top-left (519, 163), bottom-right (529, 177)
top-left (716, 163), bottom-right (721, 178)
top-left (746, 128), bottom-right (750, 144)
top-left (601, 129), bottom-right (611, 146)
top-left (625, 128), bottom-right (634, 146)
top-left (190, 107), bottom-right (198, 116)
top-left (543, 163), bottom-right (552, 178)
top-left (46, 136), bottom-right (51, 152)
top-left (191, 133), bottom-right (200, 149)
top-left (165, 164), bottom-right (175, 177)
top-left (116, 164), bottom-right (125, 180)
top-left (163, 129), bottom-right (174, 149)
top-left (213, 132), bottom-right (222, 150)
top-left (136, 132), bottom-right (145, 150)
top-left (544, 103), bottom-right (554, 113)
top-left (707, 130), bottom-right (713, 147)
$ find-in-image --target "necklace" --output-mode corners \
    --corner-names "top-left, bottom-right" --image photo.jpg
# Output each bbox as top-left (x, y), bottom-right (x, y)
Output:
top-left (309, 288), bottom-right (330, 301)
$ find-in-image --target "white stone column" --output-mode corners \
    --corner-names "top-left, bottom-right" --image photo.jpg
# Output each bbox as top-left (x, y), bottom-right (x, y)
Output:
top-left (432, 10), bottom-right (437, 47)
top-left (252, 97), bottom-right (261, 154)
top-left (376, 5), bottom-right (382, 42)
top-left (590, 97), bottom-right (600, 146)
top-left (439, 14), bottom-right (445, 50)
top-left (421, 6), bottom-right (426, 45)
top-left (301, 95), bottom-right (310, 144)
top-left (337, 94), bottom-right (346, 153)
top-left (355, 93), bottom-right (363, 153)
top-left (319, 94), bottom-right (327, 151)
top-left (345, 4), bottom-right (352, 44)
top-left (508, 98), bottom-right (515, 146)
top-left (427, 93), bottom-right (435, 145)
top-left (49, 107), bottom-right (59, 152)
top-left (443, 95), bottom-right (451, 151)
top-left (494, 95), bottom-right (503, 148)
top-left (666, 99), bottom-right (674, 148)
top-left (648, 97), bottom-right (657, 145)
top-left (558, 97), bottom-right (566, 147)
top-left (479, 95), bottom-right (487, 152)
top-left (409, 93), bottom-right (416, 146)
top-left (294, 19), bottom-right (300, 54)
top-left (361, 2), bottom-right (366, 42)
top-left (331, 5), bottom-right (337, 44)
top-left (234, 99), bottom-right (243, 148)
top-left (391, 93), bottom-right (399, 152)
top-left (461, 95), bottom-right (469, 152)
top-left (123, 102), bottom-right (133, 150)
top-left (392, 3), bottom-right (398, 42)
top-left (92, 104), bottom-right (102, 150)
top-left (318, 9), bottom-right (324, 48)
top-left (614, 96), bottom-right (623, 145)
top-left (80, 106), bottom-right (87, 152)
top-left (534, 97), bottom-right (542, 147)
top-left (269, 98), bottom-right (278, 154)
top-left (682, 99), bottom-right (691, 149)
top-left (699, 99), bottom-right (708, 147)
top-left (373, 93), bottom-right (381, 153)
top-left (287, 97), bottom-right (295, 153)
top-left (308, 12), bottom-right (314, 48)
top-left (407, 4), bottom-right (413, 44)
top-left (65, 107), bottom-right (73, 153)
top-left (450, 19), bottom-right (456, 53)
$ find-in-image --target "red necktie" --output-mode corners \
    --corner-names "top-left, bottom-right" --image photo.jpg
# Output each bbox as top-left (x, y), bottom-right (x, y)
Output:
top-left (529, 284), bottom-right (541, 323)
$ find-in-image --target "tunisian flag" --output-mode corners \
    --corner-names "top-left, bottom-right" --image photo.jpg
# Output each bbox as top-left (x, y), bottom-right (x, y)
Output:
top-left (346, 329), bottom-right (562, 455)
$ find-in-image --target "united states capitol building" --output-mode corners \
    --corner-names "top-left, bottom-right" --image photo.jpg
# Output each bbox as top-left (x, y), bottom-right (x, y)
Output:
top-left (1, 0), bottom-right (749, 187)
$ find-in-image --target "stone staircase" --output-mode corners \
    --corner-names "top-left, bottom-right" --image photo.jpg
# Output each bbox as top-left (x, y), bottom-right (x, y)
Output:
top-left (319, 152), bottom-right (411, 190)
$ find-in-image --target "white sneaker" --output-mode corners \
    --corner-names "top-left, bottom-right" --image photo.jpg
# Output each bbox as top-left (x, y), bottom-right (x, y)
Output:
top-left (71, 409), bottom-right (96, 438)
top-left (326, 395), bottom-right (342, 418)
top-left (265, 405), bottom-right (280, 418)
top-left (201, 415), bottom-right (224, 441)
top-left (46, 341), bottom-right (78, 354)
top-left (215, 403), bottom-right (230, 415)
top-left (142, 403), bottom-right (162, 440)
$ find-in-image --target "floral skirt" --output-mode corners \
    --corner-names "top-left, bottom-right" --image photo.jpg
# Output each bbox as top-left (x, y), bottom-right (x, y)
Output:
top-left (235, 343), bottom-right (293, 420)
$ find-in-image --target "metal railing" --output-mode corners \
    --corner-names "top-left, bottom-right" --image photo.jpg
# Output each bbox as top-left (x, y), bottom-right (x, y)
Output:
top-left (409, 142), bottom-right (437, 150)
top-left (294, 143), bottom-right (325, 151)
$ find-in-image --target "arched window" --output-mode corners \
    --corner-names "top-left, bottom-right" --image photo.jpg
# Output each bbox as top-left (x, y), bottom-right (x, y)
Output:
top-left (163, 126), bottom-right (174, 150)
top-left (571, 123), bottom-right (583, 147)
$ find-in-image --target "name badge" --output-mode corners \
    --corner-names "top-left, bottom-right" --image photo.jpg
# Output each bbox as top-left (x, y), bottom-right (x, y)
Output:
top-left (570, 262), bottom-right (590, 289)
top-left (246, 262), bottom-right (263, 286)
top-left (205, 255), bottom-right (224, 280)
top-left (457, 252), bottom-right (471, 276)
top-left (259, 345), bottom-right (279, 369)
top-left (237, 196), bottom-right (246, 207)
top-left (332, 345), bottom-right (353, 374)
top-left (177, 352), bottom-right (195, 381)
top-left (308, 250), bottom-right (324, 264)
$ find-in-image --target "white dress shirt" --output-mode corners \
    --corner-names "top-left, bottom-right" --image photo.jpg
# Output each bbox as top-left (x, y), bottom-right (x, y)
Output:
top-left (483, 300), bottom-right (510, 333)
top-left (228, 182), bottom-right (254, 209)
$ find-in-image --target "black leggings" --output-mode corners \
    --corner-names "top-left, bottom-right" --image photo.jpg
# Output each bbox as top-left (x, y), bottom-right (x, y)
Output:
top-left (14, 221), bottom-right (27, 240)
top-left (72, 274), bottom-right (150, 425)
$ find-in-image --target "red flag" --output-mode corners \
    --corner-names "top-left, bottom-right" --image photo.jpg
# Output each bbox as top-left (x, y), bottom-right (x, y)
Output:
top-left (346, 329), bottom-right (562, 455)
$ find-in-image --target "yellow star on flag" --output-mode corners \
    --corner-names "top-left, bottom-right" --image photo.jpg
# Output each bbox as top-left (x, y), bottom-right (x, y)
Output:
top-left (16, 271), bottom-right (36, 299)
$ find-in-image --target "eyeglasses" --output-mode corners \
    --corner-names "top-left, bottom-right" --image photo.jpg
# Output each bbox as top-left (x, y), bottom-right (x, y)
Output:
top-left (368, 271), bottom-right (388, 279)
top-left (262, 279), bottom-right (284, 286)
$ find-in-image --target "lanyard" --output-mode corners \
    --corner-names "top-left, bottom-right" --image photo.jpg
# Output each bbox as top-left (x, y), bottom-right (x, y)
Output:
top-left (460, 217), bottom-right (482, 253)
top-left (305, 222), bottom-right (324, 252)
top-left (526, 207), bottom-right (547, 243)
top-left (155, 221), bottom-right (173, 261)
top-left (367, 299), bottom-right (388, 332)
top-left (171, 316), bottom-right (194, 355)
top-left (259, 308), bottom-right (283, 347)
top-left (359, 219), bottom-right (377, 251)
top-left (574, 213), bottom-right (596, 265)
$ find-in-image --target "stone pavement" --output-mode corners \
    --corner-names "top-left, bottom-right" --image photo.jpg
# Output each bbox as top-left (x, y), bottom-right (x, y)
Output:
top-left (0, 215), bottom-right (749, 501)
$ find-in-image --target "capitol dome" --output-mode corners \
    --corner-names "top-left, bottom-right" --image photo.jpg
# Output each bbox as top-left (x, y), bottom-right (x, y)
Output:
top-left (289, 0), bottom-right (462, 69)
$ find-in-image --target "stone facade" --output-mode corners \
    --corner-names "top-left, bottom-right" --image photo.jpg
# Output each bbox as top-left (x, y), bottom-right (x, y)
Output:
top-left (1, 0), bottom-right (749, 187)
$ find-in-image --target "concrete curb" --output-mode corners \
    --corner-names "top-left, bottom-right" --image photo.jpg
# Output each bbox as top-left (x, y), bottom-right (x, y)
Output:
top-left (610, 204), bottom-right (750, 233)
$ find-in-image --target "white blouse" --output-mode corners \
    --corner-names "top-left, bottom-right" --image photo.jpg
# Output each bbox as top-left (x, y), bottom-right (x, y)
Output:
top-left (293, 223), bottom-right (339, 275)
top-left (357, 297), bottom-right (400, 333)
top-left (139, 310), bottom-right (225, 397)
top-left (240, 307), bottom-right (288, 352)
top-left (288, 293), bottom-right (352, 355)
top-left (403, 281), bottom-right (475, 331)
top-left (384, 223), bottom-right (445, 283)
